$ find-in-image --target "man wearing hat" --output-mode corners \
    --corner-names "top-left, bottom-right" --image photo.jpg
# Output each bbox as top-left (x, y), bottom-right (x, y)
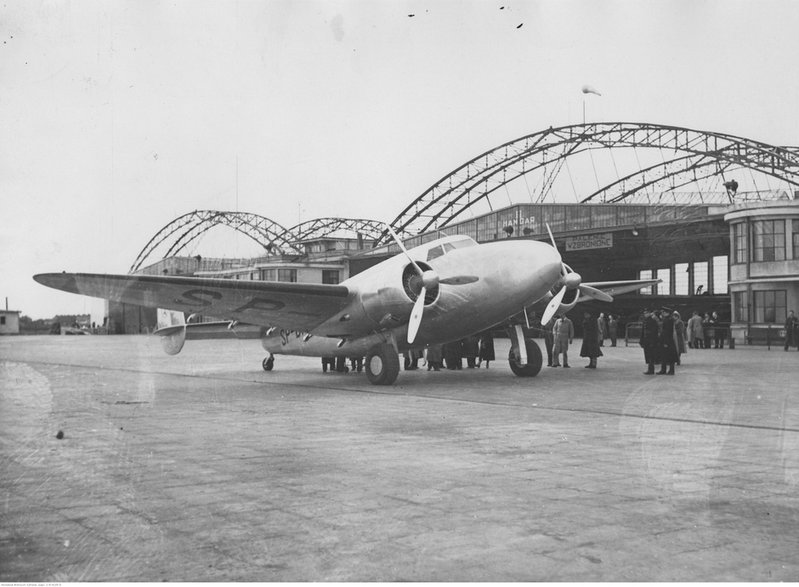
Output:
top-left (658, 308), bottom-right (678, 375)
top-left (640, 308), bottom-right (660, 375)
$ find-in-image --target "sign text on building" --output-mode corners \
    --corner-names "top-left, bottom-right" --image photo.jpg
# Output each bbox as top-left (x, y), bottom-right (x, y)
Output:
top-left (565, 233), bottom-right (613, 251)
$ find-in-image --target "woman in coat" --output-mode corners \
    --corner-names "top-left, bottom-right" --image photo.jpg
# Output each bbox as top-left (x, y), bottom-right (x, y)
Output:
top-left (579, 311), bottom-right (603, 368)
top-left (477, 330), bottom-right (495, 368)
top-left (658, 309), bottom-right (679, 374)
top-left (672, 311), bottom-right (687, 364)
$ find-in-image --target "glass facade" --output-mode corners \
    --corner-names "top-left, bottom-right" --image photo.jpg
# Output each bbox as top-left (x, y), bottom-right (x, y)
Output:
top-left (656, 268), bottom-right (671, 295)
top-left (693, 261), bottom-right (708, 295)
top-left (794, 219), bottom-right (799, 259)
top-left (712, 256), bottom-right (728, 294)
top-left (753, 289), bottom-right (786, 323)
top-left (638, 269), bottom-right (654, 295)
top-left (752, 219), bottom-right (785, 262)
top-left (278, 269), bottom-right (297, 282)
top-left (733, 291), bottom-right (748, 322)
top-left (674, 263), bottom-right (689, 295)
top-left (733, 222), bottom-right (747, 264)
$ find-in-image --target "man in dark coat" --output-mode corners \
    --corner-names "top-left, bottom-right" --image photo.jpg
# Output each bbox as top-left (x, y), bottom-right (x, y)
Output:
top-left (640, 308), bottom-right (660, 375)
top-left (579, 311), bottom-right (603, 368)
top-left (658, 309), bottom-right (679, 375)
top-left (785, 310), bottom-right (798, 351)
top-left (461, 335), bottom-right (480, 368)
top-left (478, 330), bottom-right (495, 368)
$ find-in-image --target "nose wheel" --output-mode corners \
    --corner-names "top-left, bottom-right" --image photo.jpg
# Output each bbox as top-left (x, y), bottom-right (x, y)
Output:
top-left (262, 353), bottom-right (275, 371)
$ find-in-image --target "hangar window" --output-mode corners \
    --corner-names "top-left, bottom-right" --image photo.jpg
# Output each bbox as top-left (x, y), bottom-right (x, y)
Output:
top-left (793, 219), bottom-right (799, 259)
top-left (753, 289), bottom-right (786, 324)
top-left (260, 269), bottom-right (276, 281)
top-left (732, 291), bottom-right (748, 322)
top-left (752, 220), bottom-right (785, 262)
top-left (712, 256), bottom-right (728, 294)
top-left (693, 262), bottom-right (708, 295)
top-left (638, 270), bottom-right (654, 295)
top-left (733, 223), bottom-right (747, 264)
top-left (0, 316), bottom-right (5, 325)
top-left (322, 270), bottom-right (340, 284)
top-left (674, 263), bottom-right (689, 295)
top-left (656, 268), bottom-right (670, 295)
top-left (278, 269), bottom-right (297, 283)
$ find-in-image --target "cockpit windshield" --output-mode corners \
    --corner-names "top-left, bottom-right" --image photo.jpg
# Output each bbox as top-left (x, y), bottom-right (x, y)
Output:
top-left (426, 236), bottom-right (477, 261)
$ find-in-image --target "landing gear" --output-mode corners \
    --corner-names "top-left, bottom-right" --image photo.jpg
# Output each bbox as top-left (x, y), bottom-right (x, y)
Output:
top-left (508, 337), bottom-right (543, 377)
top-left (262, 353), bottom-right (275, 371)
top-left (365, 343), bottom-right (400, 385)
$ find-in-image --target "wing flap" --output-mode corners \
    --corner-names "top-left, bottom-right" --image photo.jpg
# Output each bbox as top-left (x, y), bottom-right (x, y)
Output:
top-left (34, 273), bottom-right (351, 331)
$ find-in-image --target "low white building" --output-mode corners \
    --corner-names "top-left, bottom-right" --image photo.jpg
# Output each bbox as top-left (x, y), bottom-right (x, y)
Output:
top-left (0, 310), bottom-right (20, 335)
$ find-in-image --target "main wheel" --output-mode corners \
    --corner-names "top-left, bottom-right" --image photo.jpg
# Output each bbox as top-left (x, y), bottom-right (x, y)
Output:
top-left (365, 344), bottom-right (400, 385)
top-left (262, 354), bottom-right (275, 371)
top-left (508, 338), bottom-right (543, 377)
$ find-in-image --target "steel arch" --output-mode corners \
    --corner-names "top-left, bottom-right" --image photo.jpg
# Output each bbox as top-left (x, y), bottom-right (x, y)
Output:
top-left (280, 217), bottom-right (390, 243)
top-left (382, 122), bottom-right (799, 242)
top-left (129, 210), bottom-right (300, 273)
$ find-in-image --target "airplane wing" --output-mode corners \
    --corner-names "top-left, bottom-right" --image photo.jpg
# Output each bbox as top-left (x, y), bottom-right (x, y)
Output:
top-left (34, 272), bottom-right (352, 331)
top-left (577, 279), bottom-right (660, 302)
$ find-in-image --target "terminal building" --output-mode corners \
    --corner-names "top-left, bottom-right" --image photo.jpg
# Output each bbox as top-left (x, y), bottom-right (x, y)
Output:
top-left (107, 122), bottom-right (799, 343)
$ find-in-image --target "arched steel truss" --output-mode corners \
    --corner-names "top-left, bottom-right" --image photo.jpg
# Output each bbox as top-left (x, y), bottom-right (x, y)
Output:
top-left (279, 217), bottom-right (392, 243)
top-left (129, 210), bottom-right (301, 273)
top-left (382, 122), bottom-right (799, 243)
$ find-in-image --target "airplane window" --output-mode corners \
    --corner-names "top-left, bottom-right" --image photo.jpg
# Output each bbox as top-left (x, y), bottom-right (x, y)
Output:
top-left (450, 237), bottom-right (478, 249)
top-left (427, 246), bottom-right (445, 261)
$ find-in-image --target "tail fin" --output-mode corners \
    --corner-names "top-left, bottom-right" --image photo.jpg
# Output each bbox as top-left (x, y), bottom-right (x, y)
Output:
top-left (154, 309), bottom-right (187, 355)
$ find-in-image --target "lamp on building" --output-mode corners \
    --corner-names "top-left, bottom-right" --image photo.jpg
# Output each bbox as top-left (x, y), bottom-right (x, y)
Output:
top-left (523, 227), bottom-right (533, 236)
top-left (503, 226), bottom-right (514, 237)
top-left (631, 227), bottom-right (639, 236)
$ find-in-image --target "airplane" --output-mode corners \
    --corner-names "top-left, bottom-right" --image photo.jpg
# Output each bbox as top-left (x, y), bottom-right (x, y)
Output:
top-left (33, 227), bottom-right (657, 386)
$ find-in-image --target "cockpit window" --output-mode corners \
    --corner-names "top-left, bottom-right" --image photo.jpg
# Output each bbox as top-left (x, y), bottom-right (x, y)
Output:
top-left (426, 237), bottom-right (477, 261)
top-left (427, 246), bottom-right (445, 261)
top-left (449, 236), bottom-right (477, 249)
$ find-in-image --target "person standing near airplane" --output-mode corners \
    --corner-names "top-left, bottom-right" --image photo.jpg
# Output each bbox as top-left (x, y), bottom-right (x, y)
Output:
top-left (687, 310), bottom-right (704, 349)
top-left (477, 330), bottom-right (495, 368)
top-left (658, 309), bottom-right (678, 375)
top-left (550, 313), bottom-right (574, 368)
top-left (580, 310), bottom-right (603, 368)
top-left (608, 314), bottom-right (618, 347)
top-left (640, 308), bottom-right (660, 375)
top-left (597, 312), bottom-right (607, 347)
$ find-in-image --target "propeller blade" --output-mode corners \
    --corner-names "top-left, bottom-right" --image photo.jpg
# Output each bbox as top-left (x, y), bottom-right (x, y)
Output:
top-left (546, 223), bottom-right (557, 250)
top-left (542, 286), bottom-right (566, 325)
top-left (578, 284), bottom-right (614, 303)
top-left (386, 224), bottom-right (424, 276)
top-left (439, 275), bottom-right (479, 285)
top-left (407, 286), bottom-right (426, 344)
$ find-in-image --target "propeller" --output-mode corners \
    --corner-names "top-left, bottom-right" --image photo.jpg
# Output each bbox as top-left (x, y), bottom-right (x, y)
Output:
top-left (540, 224), bottom-right (615, 324)
top-left (542, 225), bottom-right (583, 325)
top-left (385, 224), bottom-right (476, 344)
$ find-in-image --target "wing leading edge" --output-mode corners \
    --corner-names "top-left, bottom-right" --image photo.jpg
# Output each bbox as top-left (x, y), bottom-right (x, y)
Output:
top-left (34, 272), bottom-right (352, 331)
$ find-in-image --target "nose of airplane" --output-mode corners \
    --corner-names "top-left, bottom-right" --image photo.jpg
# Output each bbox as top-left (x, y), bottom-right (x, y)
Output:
top-left (533, 240), bottom-right (563, 284)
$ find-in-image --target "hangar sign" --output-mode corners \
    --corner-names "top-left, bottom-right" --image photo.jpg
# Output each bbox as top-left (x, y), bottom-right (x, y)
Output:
top-left (566, 233), bottom-right (613, 251)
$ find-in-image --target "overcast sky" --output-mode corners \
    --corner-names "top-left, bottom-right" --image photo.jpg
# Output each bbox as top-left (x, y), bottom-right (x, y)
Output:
top-left (3, 0), bottom-right (798, 320)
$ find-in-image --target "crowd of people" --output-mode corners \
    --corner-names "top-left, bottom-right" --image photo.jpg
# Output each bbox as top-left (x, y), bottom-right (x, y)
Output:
top-left (320, 330), bottom-right (496, 374)
top-left (320, 305), bottom-right (773, 376)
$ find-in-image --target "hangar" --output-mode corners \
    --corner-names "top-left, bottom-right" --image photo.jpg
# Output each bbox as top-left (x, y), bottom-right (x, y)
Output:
top-left (109, 122), bottom-right (799, 342)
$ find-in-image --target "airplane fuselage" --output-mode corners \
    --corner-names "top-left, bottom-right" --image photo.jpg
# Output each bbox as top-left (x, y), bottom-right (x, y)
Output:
top-left (261, 236), bottom-right (562, 357)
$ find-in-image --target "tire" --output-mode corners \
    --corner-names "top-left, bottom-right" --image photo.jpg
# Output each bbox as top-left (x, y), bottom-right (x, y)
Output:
top-left (365, 344), bottom-right (400, 385)
top-left (508, 338), bottom-right (543, 377)
top-left (262, 355), bottom-right (275, 371)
